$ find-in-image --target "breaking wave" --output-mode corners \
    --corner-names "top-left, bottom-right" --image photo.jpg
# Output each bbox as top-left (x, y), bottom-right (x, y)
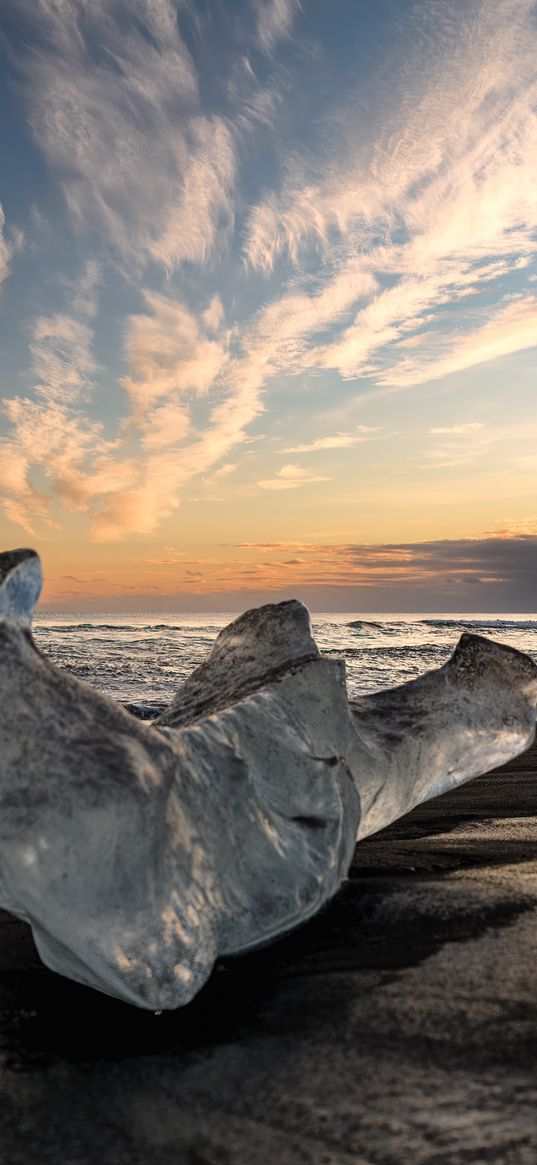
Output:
top-left (32, 611), bottom-right (537, 705)
top-left (346, 619), bottom-right (407, 635)
top-left (421, 618), bottom-right (537, 632)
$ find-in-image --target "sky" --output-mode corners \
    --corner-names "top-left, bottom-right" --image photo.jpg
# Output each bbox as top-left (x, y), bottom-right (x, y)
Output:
top-left (0, 0), bottom-right (537, 611)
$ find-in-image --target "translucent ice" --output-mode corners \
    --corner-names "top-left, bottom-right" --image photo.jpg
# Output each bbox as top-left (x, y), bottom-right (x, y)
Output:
top-left (0, 548), bottom-right (536, 1009)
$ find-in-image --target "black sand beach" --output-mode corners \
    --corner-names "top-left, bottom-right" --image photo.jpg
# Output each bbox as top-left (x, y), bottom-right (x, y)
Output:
top-left (2, 742), bottom-right (537, 1164)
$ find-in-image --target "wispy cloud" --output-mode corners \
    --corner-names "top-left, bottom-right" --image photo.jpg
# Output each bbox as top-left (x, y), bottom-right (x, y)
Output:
top-left (0, 206), bottom-right (12, 288)
top-left (378, 294), bottom-right (537, 387)
top-left (122, 292), bottom-right (229, 412)
top-left (255, 0), bottom-right (301, 53)
top-left (2, 3), bottom-right (308, 541)
top-left (0, 262), bottom-right (137, 533)
top-left (89, 290), bottom-right (238, 540)
top-left (92, 267), bottom-right (376, 535)
top-left (257, 463), bottom-right (330, 490)
top-left (285, 429), bottom-right (378, 453)
top-left (429, 423), bottom-right (484, 435)
top-left (247, 2), bottom-right (537, 265)
top-left (3, 0), bottom-right (537, 549)
top-left (245, 0), bottom-right (537, 387)
top-left (16, 0), bottom-right (236, 272)
top-left (424, 417), bottom-right (537, 471)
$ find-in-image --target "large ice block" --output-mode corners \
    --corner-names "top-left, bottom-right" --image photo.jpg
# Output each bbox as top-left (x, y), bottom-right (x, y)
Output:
top-left (0, 548), bottom-right (535, 1009)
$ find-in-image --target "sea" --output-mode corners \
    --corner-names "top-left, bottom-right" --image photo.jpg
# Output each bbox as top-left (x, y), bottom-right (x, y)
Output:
top-left (31, 611), bottom-right (537, 720)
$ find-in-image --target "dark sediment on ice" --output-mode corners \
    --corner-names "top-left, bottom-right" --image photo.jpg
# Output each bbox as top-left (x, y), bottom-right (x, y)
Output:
top-left (1, 742), bottom-right (537, 1164)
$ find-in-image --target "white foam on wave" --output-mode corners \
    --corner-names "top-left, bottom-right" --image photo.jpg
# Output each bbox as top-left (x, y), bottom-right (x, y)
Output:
top-left (32, 612), bottom-right (537, 705)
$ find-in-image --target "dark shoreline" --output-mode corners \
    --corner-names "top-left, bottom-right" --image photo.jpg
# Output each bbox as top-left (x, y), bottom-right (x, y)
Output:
top-left (2, 742), bottom-right (537, 1162)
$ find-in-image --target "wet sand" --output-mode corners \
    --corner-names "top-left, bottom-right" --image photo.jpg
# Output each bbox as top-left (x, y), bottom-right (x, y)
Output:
top-left (2, 742), bottom-right (537, 1164)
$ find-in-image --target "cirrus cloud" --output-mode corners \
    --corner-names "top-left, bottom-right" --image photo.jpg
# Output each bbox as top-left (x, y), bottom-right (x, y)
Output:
top-left (15, 0), bottom-right (236, 273)
top-left (2, 0), bottom-right (537, 551)
top-left (257, 463), bottom-right (331, 490)
top-left (0, 206), bottom-right (13, 289)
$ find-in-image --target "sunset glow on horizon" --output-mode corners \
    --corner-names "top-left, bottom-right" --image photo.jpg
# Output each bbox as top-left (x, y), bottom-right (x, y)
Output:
top-left (1, 0), bottom-right (537, 611)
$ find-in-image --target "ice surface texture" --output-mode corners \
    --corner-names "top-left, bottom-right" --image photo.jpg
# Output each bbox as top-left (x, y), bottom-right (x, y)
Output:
top-left (1, 548), bottom-right (536, 1009)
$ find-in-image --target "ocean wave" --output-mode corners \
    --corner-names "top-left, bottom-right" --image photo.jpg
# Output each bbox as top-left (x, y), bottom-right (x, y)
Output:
top-left (35, 623), bottom-right (136, 633)
top-left (346, 619), bottom-right (393, 632)
top-left (34, 622), bottom-right (221, 635)
top-left (422, 618), bottom-right (537, 632)
top-left (35, 624), bottom-right (83, 633)
top-left (321, 643), bottom-right (442, 658)
top-left (31, 613), bottom-right (537, 706)
top-left (346, 619), bottom-right (383, 630)
top-left (345, 619), bottom-right (409, 635)
top-left (123, 702), bottom-right (166, 720)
